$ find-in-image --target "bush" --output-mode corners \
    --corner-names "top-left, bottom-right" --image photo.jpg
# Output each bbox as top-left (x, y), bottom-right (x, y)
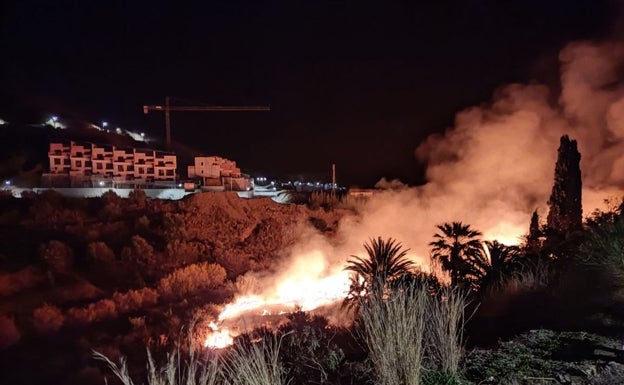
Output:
top-left (0, 266), bottom-right (44, 296)
top-left (157, 262), bottom-right (227, 299)
top-left (120, 235), bottom-right (156, 266)
top-left (39, 240), bottom-right (74, 273)
top-left (32, 303), bottom-right (64, 334)
top-left (165, 240), bottom-right (210, 263)
top-left (128, 189), bottom-right (147, 209)
top-left (87, 241), bottom-right (116, 264)
top-left (134, 215), bottom-right (150, 231)
top-left (278, 311), bottom-right (345, 384)
top-left (0, 315), bottom-right (20, 349)
top-left (112, 288), bottom-right (159, 313)
top-left (421, 371), bottom-right (465, 385)
top-left (66, 299), bottom-right (117, 325)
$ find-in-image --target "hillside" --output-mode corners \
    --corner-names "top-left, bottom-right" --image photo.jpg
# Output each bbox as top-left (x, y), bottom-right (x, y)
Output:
top-left (0, 190), bottom-right (343, 385)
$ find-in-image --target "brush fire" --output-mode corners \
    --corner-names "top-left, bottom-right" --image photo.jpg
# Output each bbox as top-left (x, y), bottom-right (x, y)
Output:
top-left (201, 217), bottom-right (547, 349)
top-left (204, 255), bottom-right (352, 348)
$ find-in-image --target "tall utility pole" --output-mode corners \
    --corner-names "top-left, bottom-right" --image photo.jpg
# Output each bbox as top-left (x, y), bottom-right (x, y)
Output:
top-left (332, 163), bottom-right (336, 194)
top-left (143, 97), bottom-right (270, 149)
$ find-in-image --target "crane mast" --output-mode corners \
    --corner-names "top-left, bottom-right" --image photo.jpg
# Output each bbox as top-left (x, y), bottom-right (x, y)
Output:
top-left (143, 96), bottom-right (270, 149)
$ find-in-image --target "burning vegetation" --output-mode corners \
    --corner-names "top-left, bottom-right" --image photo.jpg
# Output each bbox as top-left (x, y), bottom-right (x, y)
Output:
top-left (3, 38), bottom-right (624, 384)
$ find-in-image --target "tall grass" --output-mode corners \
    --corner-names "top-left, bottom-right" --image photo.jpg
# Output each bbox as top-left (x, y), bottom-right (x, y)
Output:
top-left (94, 333), bottom-right (286, 385)
top-left (93, 342), bottom-right (219, 385)
top-left (424, 286), bottom-right (470, 375)
top-left (357, 282), bottom-right (470, 385)
top-left (358, 283), bottom-right (427, 385)
top-left (221, 335), bottom-right (286, 385)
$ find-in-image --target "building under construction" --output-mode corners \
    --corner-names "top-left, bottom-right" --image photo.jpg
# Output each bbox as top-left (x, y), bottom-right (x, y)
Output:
top-left (42, 141), bottom-right (250, 191)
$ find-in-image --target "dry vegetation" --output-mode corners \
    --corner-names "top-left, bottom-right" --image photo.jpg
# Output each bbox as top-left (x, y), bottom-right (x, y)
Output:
top-left (0, 190), bottom-right (344, 384)
top-left (2, 187), bottom-right (624, 385)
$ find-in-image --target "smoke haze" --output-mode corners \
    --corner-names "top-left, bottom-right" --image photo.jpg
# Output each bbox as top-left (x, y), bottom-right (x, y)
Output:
top-left (219, 39), bottom-right (624, 327)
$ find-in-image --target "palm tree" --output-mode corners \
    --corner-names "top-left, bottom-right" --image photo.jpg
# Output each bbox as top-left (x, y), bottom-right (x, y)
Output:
top-left (469, 240), bottom-right (522, 291)
top-left (344, 237), bottom-right (415, 309)
top-left (429, 222), bottom-right (482, 288)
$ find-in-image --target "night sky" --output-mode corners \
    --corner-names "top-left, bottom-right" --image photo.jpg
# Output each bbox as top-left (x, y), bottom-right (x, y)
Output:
top-left (0, 1), bottom-right (618, 187)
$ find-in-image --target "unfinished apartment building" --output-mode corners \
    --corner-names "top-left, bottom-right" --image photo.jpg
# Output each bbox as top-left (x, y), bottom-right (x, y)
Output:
top-left (43, 141), bottom-right (177, 187)
top-left (187, 156), bottom-right (251, 191)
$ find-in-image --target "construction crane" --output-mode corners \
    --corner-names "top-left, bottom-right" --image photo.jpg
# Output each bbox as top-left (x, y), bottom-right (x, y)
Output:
top-left (143, 97), bottom-right (270, 149)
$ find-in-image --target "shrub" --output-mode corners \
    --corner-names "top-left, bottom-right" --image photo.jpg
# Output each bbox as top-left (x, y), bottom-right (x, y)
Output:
top-left (112, 288), bottom-right (159, 313)
top-left (421, 371), bottom-right (465, 385)
top-left (166, 240), bottom-right (209, 263)
top-left (157, 262), bottom-right (227, 299)
top-left (39, 240), bottom-right (74, 273)
top-left (214, 249), bottom-right (252, 279)
top-left (121, 235), bottom-right (156, 266)
top-left (66, 299), bottom-right (117, 325)
top-left (101, 189), bottom-right (122, 204)
top-left (134, 215), bottom-right (150, 231)
top-left (278, 311), bottom-right (345, 384)
top-left (0, 266), bottom-right (44, 296)
top-left (87, 241), bottom-right (116, 263)
top-left (578, 219), bottom-right (624, 280)
top-left (0, 315), bottom-right (20, 349)
top-left (128, 189), bottom-right (147, 209)
top-left (32, 303), bottom-right (64, 334)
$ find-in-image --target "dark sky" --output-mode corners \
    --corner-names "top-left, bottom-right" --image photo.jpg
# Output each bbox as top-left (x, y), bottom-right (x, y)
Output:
top-left (0, 0), bottom-right (618, 186)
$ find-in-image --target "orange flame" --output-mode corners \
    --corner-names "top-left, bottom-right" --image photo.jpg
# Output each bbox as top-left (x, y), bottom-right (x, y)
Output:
top-left (204, 321), bottom-right (234, 349)
top-left (204, 250), bottom-right (352, 348)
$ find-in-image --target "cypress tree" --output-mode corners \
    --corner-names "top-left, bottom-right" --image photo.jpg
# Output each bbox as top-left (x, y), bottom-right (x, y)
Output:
top-left (546, 135), bottom-right (583, 238)
top-left (527, 209), bottom-right (541, 251)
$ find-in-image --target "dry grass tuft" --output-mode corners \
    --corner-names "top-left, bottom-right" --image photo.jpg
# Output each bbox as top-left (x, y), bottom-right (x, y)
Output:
top-left (358, 283), bottom-right (427, 385)
top-left (93, 341), bottom-right (219, 385)
top-left (221, 335), bottom-right (286, 385)
top-left (424, 286), bottom-right (470, 375)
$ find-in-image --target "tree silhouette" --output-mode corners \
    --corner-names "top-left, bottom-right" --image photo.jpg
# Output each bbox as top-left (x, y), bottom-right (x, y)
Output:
top-left (430, 222), bottom-right (482, 288)
top-left (344, 237), bottom-right (415, 309)
top-left (546, 135), bottom-right (582, 244)
top-left (471, 240), bottom-right (522, 291)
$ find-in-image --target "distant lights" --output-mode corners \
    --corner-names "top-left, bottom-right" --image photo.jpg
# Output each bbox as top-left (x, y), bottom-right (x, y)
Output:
top-left (46, 116), bottom-right (60, 128)
top-left (102, 121), bottom-right (108, 127)
top-left (99, 181), bottom-right (105, 186)
top-left (0, 118), bottom-right (6, 125)
top-left (4, 180), bottom-right (10, 186)
top-left (116, 127), bottom-right (122, 134)
top-left (140, 132), bottom-right (145, 137)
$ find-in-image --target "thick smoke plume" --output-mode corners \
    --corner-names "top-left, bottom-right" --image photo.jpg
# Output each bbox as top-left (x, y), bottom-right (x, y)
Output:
top-left (220, 39), bottom-right (624, 328)
top-left (333, 40), bottom-right (624, 262)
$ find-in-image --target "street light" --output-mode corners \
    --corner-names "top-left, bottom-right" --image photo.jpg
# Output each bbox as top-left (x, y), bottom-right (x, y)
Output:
top-left (51, 116), bottom-right (58, 128)
top-left (102, 121), bottom-right (108, 131)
